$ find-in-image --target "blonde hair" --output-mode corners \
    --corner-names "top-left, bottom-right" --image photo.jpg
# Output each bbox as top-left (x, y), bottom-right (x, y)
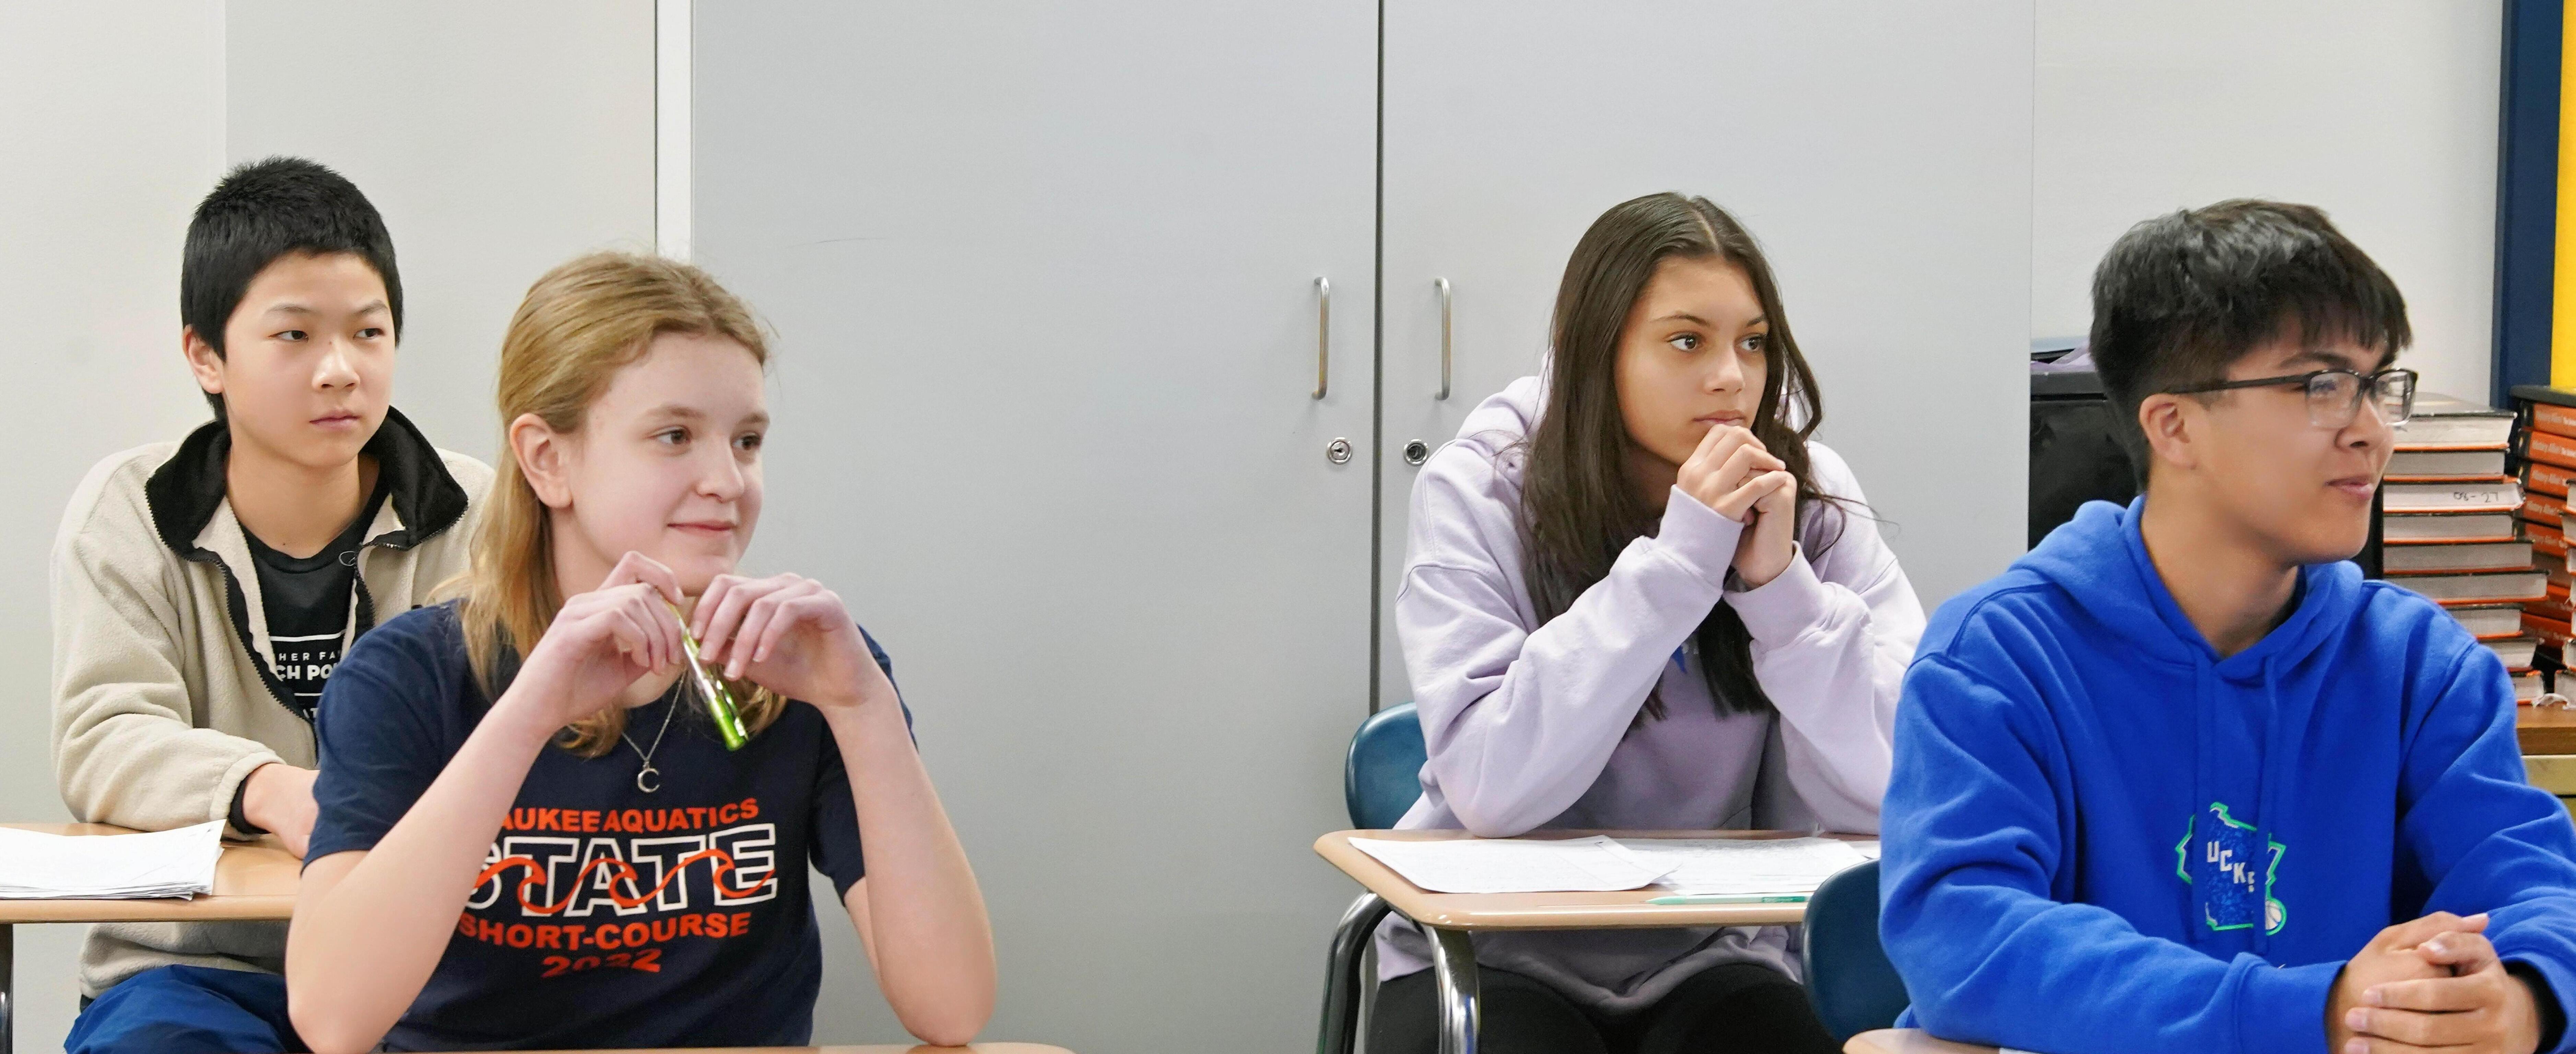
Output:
top-left (454, 251), bottom-right (785, 757)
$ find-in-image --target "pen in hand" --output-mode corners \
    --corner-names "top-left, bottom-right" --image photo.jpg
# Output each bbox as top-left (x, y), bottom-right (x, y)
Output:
top-left (669, 600), bottom-right (750, 750)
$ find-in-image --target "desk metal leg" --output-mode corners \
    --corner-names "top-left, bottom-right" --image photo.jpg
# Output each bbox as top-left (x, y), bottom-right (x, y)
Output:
top-left (2, 921), bottom-right (15, 1054)
top-left (1316, 893), bottom-right (1391, 1054)
top-left (1428, 925), bottom-right (1479, 1054)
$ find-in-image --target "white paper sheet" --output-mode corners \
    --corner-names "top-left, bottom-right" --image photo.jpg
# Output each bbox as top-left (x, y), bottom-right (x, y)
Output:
top-left (0, 821), bottom-right (224, 900)
top-left (1348, 836), bottom-right (1677, 894)
top-left (1608, 836), bottom-right (1871, 896)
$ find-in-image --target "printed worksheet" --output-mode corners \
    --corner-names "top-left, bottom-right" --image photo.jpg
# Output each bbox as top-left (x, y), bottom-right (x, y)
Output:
top-left (1606, 836), bottom-right (1871, 895)
top-left (1349, 835), bottom-right (1677, 893)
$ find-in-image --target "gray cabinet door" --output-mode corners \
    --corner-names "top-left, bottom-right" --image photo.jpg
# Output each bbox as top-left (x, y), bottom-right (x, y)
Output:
top-left (692, 5), bottom-right (1376, 1050)
top-left (1378, 2), bottom-right (2036, 703)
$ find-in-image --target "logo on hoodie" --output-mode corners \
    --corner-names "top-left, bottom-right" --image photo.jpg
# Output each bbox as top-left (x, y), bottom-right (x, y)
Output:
top-left (2175, 801), bottom-right (2285, 935)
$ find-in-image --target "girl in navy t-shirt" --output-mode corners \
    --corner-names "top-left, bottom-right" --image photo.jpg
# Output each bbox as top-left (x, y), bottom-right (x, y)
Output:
top-left (287, 252), bottom-right (995, 1052)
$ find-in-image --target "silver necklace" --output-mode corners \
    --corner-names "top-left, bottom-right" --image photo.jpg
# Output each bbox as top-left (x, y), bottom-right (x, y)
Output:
top-left (619, 693), bottom-right (679, 793)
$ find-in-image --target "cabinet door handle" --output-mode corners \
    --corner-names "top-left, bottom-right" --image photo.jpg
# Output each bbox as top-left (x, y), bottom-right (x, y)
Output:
top-left (1313, 276), bottom-right (1331, 400)
top-left (1435, 277), bottom-right (1453, 401)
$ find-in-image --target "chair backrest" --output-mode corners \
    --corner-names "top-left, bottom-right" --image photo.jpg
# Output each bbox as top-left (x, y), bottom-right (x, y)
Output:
top-left (1344, 702), bottom-right (1427, 829)
top-left (1801, 858), bottom-right (1911, 1041)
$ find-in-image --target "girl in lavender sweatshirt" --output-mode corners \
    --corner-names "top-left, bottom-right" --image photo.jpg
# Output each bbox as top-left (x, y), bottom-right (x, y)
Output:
top-left (1370, 193), bottom-right (1926, 1054)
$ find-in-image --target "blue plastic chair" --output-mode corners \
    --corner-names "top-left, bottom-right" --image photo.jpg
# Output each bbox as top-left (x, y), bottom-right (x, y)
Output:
top-left (1318, 703), bottom-right (1428, 1054)
top-left (1800, 858), bottom-right (1911, 1041)
top-left (1344, 702), bottom-right (1426, 829)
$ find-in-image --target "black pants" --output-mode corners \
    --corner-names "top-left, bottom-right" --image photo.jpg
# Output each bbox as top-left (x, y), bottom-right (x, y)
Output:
top-left (1368, 962), bottom-right (1838, 1054)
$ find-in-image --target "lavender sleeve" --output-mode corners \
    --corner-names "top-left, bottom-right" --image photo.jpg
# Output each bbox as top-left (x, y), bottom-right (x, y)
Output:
top-left (1396, 445), bottom-right (1744, 837)
top-left (1723, 444), bottom-right (1925, 832)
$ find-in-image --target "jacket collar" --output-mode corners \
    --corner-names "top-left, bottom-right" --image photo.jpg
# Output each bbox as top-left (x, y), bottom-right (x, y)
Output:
top-left (145, 406), bottom-right (471, 559)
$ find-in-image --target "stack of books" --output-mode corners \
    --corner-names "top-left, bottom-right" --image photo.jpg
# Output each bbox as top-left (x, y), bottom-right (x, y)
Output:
top-left (2517, 386), bottom-right (2576, 697)
top-left (2384, 392), bottom-right (2543, 700)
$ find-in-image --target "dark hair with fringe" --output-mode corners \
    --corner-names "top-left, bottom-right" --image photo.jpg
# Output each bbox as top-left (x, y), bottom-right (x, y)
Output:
top-left (2090, 199), bottom-right (2410, 483)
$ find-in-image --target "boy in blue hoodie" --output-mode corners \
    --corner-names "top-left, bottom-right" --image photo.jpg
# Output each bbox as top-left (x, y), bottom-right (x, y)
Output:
top-left (1881, 199), bottom-right (2576, 1054)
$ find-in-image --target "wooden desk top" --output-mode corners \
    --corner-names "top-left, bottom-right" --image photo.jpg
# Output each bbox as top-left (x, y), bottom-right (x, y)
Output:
top-left (1844, 1029), bottom-right (1999, 1054)
top-left (2, 828), bottom-right (1071, 1054)
top-left (2522, 706), bottom-right (2576, 756)
top-left (2530, 752), bottom-right (2576, 795)
top-left (458, 1041), bottom-right (1071, 1046)
top-left (1314, 829), bottom-right (1830, 931)
top-left (0, 823), bottom-right (298, 924)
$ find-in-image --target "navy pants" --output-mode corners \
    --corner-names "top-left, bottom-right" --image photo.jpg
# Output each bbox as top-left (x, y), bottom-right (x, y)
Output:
top-left (64, 964), bottom-right (306, 1054)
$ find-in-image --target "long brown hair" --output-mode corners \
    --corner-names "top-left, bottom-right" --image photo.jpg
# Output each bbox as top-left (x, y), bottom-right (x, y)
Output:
top-left (1521, 192), bottom-right (1845, 720)
top-left (451, 251), bottom-right (787, 756)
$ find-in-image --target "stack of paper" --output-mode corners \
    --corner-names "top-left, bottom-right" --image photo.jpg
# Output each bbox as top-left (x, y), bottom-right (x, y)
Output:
top-left (1611, 837), bottom-right (1871, 896)
top-left (1350, 834), bottom-right (1877, 897)
top-left (1348, 835), bottom-right (1675, 893)
top-left (0, 821), bottom-right (224, 900)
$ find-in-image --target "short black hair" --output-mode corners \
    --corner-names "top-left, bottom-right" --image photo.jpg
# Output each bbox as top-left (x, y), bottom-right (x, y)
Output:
top-left (181, 157), bottom-right (401, 418)
top-left (2090, 199), bottom-right (2409, 479)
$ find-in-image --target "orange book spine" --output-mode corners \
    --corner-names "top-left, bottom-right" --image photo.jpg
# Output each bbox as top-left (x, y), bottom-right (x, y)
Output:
top-left (2535, 403), bottom-right (2576, 438)
top-left (2436, 594), bottom-right (2551, 607)
top-left (2528, 493), bottom-right (2569, 524)
top-left (2537, 520), bottom-right (2570, 559)
top-left (2529, 431), bottom-right (2576, 471)
top-left (2526, 612), bottom-right (2573, 647)
top-left (2524, 458), bottom-right (2565, 497)
top-left (2533, 461), bottom-right (2576, 498)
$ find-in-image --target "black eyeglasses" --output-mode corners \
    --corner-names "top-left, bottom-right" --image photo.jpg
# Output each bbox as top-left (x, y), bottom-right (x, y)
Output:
top-left (2164, 367), bottom-right (2418, 429)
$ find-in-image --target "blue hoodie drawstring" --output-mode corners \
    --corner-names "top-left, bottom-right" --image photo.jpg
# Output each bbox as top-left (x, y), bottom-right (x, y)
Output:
top-left (2254, 654), bottom-right (2284, 958)
top-left (2190, 650), bottom-right (2218, 949)
top-left (2190, 646), bottom-right (2292, 957)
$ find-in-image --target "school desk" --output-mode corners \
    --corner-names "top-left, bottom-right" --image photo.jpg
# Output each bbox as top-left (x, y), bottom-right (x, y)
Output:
top-left (0, 822), bottom-right (300, 1054)
top-left (2531, 751), bottom-right (2576, 808)
top-left (1843, 1028), bottom-right (2000, 1054)
top-left (2520, 706), bottom-right (2576, 755)
top-left (0, 829), bottom-right (1077, 1054)
top-left (1313, 828), bottom-right (1826, 1054)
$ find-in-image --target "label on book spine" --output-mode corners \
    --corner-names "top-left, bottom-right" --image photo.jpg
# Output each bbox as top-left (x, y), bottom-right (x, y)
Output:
top-left (2531, 431), bottom-right (2576, 472)
top-left (2536, 403), bottom-right (2576, 439)
top-left (2534, 462), bottom-right (2576, 498)
top-left (2529, 493), bottom-right (2569, 524)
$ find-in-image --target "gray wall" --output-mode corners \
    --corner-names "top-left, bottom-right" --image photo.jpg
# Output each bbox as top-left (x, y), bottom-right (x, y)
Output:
top-left (225, 0), bottom-right (658, 464)
top-left (2034, 0), bottom-right (2505, 401)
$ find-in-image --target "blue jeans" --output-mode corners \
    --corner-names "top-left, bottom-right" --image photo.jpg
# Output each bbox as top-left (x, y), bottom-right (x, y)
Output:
top-left (65, 964), bottom-right (306, 1054)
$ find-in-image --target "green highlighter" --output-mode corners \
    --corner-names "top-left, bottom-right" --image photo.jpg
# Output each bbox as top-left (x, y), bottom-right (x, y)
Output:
top-left (1646, 893), bottom-right (1809, 905)
top-left (669, 601), bottom-right (750, 750)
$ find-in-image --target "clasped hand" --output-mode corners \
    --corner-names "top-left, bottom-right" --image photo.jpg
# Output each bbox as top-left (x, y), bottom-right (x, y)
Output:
top-left (1673, 424), bottom-right (1797, 589)
top-left (506, 551), bottom-right (892, 729)
top-left (2330, 912), bottom-right (2545, 1054)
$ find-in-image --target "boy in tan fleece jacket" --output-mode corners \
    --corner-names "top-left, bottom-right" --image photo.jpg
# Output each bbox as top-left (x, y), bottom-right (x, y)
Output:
top-left (50, 157), bottom-right (489, 1054)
